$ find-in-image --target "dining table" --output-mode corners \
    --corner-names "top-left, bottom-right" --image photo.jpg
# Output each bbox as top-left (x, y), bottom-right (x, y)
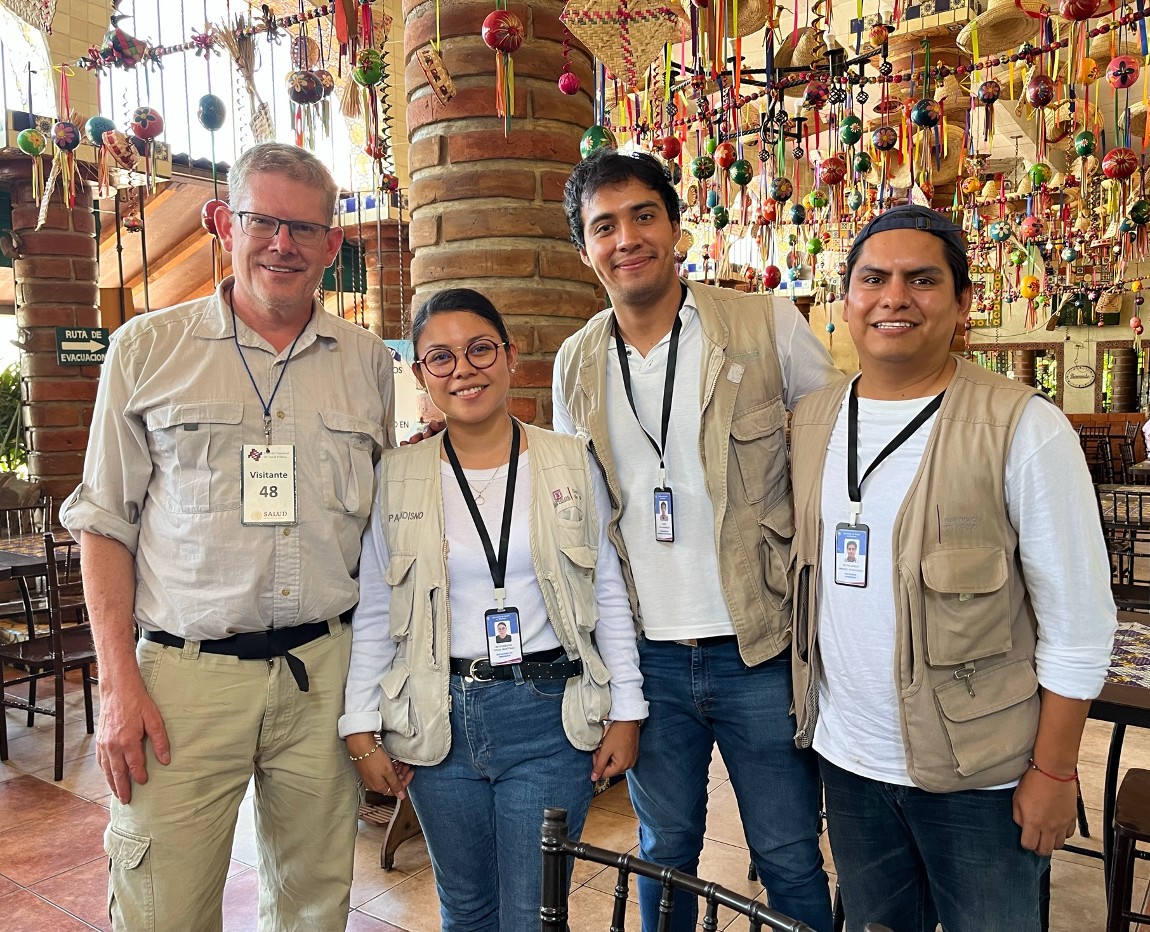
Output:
top-left (0, 530), bottom-right (75, 579)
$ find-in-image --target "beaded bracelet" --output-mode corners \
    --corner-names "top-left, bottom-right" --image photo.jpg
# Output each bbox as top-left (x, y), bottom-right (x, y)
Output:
top-left (349, 743), bottom-right (381, 762)
top-left (1028, 758), bottom-right (1079, 783)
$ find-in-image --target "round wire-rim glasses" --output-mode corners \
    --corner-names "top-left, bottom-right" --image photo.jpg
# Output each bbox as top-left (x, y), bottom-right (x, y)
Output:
top-left (415, 338), bottom-right (509, 378)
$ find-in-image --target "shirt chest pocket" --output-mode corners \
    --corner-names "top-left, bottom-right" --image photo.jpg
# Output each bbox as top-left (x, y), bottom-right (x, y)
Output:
top-left (145, 402), bottom-right (244, 514)
top-left (319, 410), bottom-right (384, 518)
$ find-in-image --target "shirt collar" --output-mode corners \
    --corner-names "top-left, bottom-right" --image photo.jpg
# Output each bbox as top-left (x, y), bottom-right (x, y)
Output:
top-left (194, 276), bottom-right (338, 353)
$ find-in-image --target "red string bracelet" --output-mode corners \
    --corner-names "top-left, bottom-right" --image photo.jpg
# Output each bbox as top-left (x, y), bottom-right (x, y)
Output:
top-left (1028, 758), bottom-right (1079, 783)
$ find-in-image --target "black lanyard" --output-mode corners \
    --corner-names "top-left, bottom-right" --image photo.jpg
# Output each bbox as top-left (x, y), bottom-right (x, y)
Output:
top-left (613, 283), bottom-right (688, 487)
top-left (847, 381), bottom-right (945, 525)
top-left (444, 419), bottom-right (521, 610)
top-left (229, 290), bottom-right (311, 448)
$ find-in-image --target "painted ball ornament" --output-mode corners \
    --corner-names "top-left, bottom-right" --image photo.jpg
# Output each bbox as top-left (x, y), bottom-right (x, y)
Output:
top-left (806, 189), bottom-right (829, 210)
top-left (728, 158), bottom-right (753, 186)
top-left (657, 136), bottom-right (681, 160)
top-left (51, 121), bottom-right (80, 152)
top-left (989, 220), bottom-right (1013, 243)
top-left (770, 177), bottom-right (793, 203)
top-left (1074, 130), bottom-right (1097, 156)
top-left (961, 176), bottom-right (982, 196)
top-left (129, 107), bottom-right (163, 141)
top-left (1025, 73), bottom-right (1056, 108)
top-left (839, 115), bottom-right (863, 146)
top-left (872, 126), bottom-right (898, 151)
top-left (481, 10), bottom-right (525, 53)
top-left (868, 23), bottom-right (891, 46)
top-left (690, 155), bottom-right (716, 180)
top-left (1079, 58), bottom-right (1100, 84)
top-left (579, 125), bottom-right (616, 159)
top-left (1103, 147), bottom-right (1138, 181)
top-left (1028, 162), bottom-right (1052, 187)
top-left (789, 203), bottom-right (807, 225)
top-left (806, 236), bottom-right (824, 256)
top-left (819, 155), bottom-right (847, 186)
top-left (557, 72), bottom-right (580, 95)
top-left (1131, 200), bottom-right (1150, 225)
top-left (853, 151), bottom-right (873, 174)
top-left (1020, 275), bottom-right (1041, 300)
top-left (197, 94), bottom-right (226, 131)
top-left (84, 115), bottom-right (116, 147)
top-left (16, 129), bottom-right (45, 156)
top-left (760, 202), bottom-right (777, 223)
top-left (1009, 247), bottom-right (1028, 266)
top-left (314, 69), bottom-right (336, 98)
top-left (977, 80), bottom-right (1002, 105)
top-left (847, 189), bottom-right (864, 211)
top-left (706, 188), bottom-right (720, 209)
top-left (1061, 246), bottom-right (1079, 262)
top-left (1119, 216), bottom-right (1137, 234)
top-left (762, 265), bottom-right (782, 289)
top-left (352, 49), bottom-right (384, 86)
top-left (665, 161), bottom-right (682, 186)
top-left (1020, 216), bottom-right (1045, 242)
top-left (286, 70), bottom-right (323, 105)
top-left (704, 137), bottom-right (718, 155)
top-left (910, 98), bottom-right (942, 129)
top-left (712, 205), bottom-right (729, 229)
top-left (1107, 55), bottom-right (1140, 89)
top-left (201, 198), bottom-right (227, 235)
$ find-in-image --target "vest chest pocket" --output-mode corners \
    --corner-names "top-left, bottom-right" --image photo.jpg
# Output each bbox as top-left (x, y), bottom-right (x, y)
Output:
top-left (730, 402), bottom-right (787, 507)
top-left (921, 548), bottom-right (1013, 666)
top-left (319, 410), bottom-right (384, 517)
top-left (144, 402), bottom-right (243, 514)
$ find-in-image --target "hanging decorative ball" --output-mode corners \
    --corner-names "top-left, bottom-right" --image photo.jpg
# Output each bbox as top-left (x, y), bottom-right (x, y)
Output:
top-left (839, 115), bottom-right (863, 146)
top-left (1135, 280), bottom-right (1144, 292)
top-left (868, 23), bottom-right (891, 46)
top-left (657, 136), bottom-right (681, 160)
top-left (770, 177), bottom-right (793, 203)
top-left (1102, 146), bottom-right (1138, 181)
top-left (853, 151), bottom-right (873, 174)
top-left (16, 128), bottom-right (45, 156)
top-left (1061, 246), bottom-right (1079, 262)
top-left (847, 189), bottom-right (864, 211)
top-left (1025, 73), bottom-right (1056, 108)
top-left (712, 205), bottom-right (729, 229)
top-left (286, 70), bottom-right (323, 105)
top-left (1074, 130), bottom-right (1097, 156)
top-left (1133, 316), bottom-right (1144, 329)
top-left (807, 189), bottom-right (829, 210)
top-left (201, 198), bottom-right (227, 235)
top-left (352, 49), bottom-right (385, 86)
top-left (706, 188), bottom-right (720, 209)
top-left (1119, 217), bottom-right (1137, 234)
top-left (961, 176), bottom-right (982, 196)
top-left (789, 203), bottom-right (807, 225)
top-left (713, 142), bottom-right (737, 170)
top-left (1107, 55), bottom-right (1140, 90)
top-left (872, 126), bottom-right (899, 151)
top-left (579, 125), bottom-right (616, 159)
top-left (314, 69), bottom-right (336, 98)
top-left (129, 106), bottom-right (164, 141)
top-left (1130, 199), bottom-right (1150, 225)
top-left (704, 137), bottom-right (718, 155)
top-left (728, 158), bottom-right (753, 186)
top-left (819, 155), bottom-right (847, 187)
top-left (1059, 0), bottom-right (1101, 19)
top-left (84, 115), bottom-right (116, 147)
top-left (910, 98), bottom-right (942, 129)
top-left (760, 202), bottom-right (777, 224)
top-left (197, 94), bottom-right (226, 131)
top-left (1020, 275), bottom-right (1041, 300)
top-left (1079, 58), bottom-right (1100, 84)
top-left (977, 80), bottom-right (1002, 105)
top-left (51, 121), bottom-right (80, 152)
top-left (690, 155), bottom-right (716, 180)
top-left (802, 79), bottom-right (830, 111)
top-left (1009, 247), bottom-right (1028, 266)
top-left (807, 236), bottom-right (824, 256)
top-left (762, 265), bottom-right (782, 289)
top-left (788, 265), bottom-right (802, 281)
top-left (1020, 216), bottom-right (1044, 241)
top-left (1028, 162), bottom-right (1053, 187)
top-left (989, 220), bottom-right (1014, 243)
top-left (481, 10), bottom-right (525, 54)
top-left (826, 321), bottom-right (836, 334)
top-left (557, 72), bottom-right (580, 95)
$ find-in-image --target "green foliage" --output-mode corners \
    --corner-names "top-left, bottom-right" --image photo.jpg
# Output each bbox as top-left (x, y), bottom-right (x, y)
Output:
top-left (0, 364), bottom-right (27, 472)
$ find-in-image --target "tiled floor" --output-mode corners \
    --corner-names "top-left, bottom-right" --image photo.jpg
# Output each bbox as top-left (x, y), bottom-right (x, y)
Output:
top-left (2, 673), bottom-right (1149, 931)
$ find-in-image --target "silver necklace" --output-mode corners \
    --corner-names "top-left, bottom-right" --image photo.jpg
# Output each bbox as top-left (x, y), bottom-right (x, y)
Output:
top-left (467, 465), bottom-right (503, 506)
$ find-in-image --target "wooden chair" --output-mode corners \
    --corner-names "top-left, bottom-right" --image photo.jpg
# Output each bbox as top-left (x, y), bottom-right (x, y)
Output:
top-left (0, 495), bottom-right (52, 724)
top-left (0, 532), bottom-right (96, 780)
top-left (1080, 424), bottom-right (1116, 485)
top-left (359, 789), bottom-right (424, 870)
top-left (541, 807), bottom-right (893, 932)
top-left (1106, 768), bottom-right (1150, 931)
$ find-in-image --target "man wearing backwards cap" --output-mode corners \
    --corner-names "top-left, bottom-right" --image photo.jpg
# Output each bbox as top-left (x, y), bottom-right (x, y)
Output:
top-left (788, 205), bottom-right (1116, 931)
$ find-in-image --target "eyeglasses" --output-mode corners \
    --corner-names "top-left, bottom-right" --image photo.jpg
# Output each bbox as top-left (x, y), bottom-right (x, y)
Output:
top-left (233, 211), bottom-right (332, 246)
top-left (415, 338), bottom-right (508, 378)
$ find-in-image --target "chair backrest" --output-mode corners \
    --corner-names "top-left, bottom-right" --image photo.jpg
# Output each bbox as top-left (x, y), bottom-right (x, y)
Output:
top-left (0, 494), bottom-right (50, 538)
top-left (43, 532), bottom-right (86, 639)
top-left (1100, 487), bottom-right (1150, 530)
top-left (540, 808), bottom-right (891, 932)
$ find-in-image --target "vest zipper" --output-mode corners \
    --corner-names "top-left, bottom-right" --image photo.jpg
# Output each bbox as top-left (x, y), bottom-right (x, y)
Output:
top-left (795, 521), bottom-right (823, 749)
top-left (441, 535), bottom-right (451, 714)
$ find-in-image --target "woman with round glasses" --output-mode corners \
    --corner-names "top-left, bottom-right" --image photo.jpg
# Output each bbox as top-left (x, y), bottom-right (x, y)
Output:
top-left (340, 288), bottom-right (646, 931)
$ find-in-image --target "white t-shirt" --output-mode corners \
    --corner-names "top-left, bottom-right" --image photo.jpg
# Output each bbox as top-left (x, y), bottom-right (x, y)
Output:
top-left (552, 289), bottom-right (839, 640)
top-left (339, 451), bottom-right (647, 738)
top-left (814, 388), bottom-right (1117, 786)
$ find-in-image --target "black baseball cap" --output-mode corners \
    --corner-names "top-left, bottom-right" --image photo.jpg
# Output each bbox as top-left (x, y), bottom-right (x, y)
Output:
top-left (851, 205), bottom-right (966, 258)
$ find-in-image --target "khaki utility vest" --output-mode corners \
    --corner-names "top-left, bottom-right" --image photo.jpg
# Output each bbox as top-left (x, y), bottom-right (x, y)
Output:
top-left (553, 281), bottom-right (795, 665)
top-left (375, 424), bottom-right (613, 764)
top-left (790, 358), bottom-right (1043, 791)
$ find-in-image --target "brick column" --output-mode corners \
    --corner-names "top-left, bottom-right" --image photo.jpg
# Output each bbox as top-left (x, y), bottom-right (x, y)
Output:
top-left (404, 0), bottom-right (600, 425)
top-left (346, 219), bottom-right (413, 340)
top-left (5, 169), bottom-right (99, 513)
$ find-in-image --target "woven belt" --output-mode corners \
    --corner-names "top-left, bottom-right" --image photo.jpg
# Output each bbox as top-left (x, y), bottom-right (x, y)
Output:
top-left (141, 618), bottom-right (344, 692)
top-left (448, 647), bottom-right (582, 682)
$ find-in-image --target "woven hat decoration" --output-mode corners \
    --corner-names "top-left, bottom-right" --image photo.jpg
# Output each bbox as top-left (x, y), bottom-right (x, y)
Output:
top-left (561, 1), bottom-right (681, 91)
top-left (1045, 98), bottom-right (1098, 149)
top-left (721, 0), bottom-right (772, 38)
top-left (957, 0), bottom-right (1049, 56)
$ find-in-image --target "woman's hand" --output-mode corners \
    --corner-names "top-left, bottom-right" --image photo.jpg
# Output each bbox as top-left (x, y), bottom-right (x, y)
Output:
top-left (346, 733), bottom-right (416, 799)
top-left (591, 720), bottom-right (640, 781)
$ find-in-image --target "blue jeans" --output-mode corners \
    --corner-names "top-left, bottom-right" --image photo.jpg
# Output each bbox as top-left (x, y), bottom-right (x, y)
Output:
top-left (627, 638), bottom-right (832, 932)
top-left (819, 757), bottom-right (1049, 932)
top-left (406, 673), bottom-right (594, 932)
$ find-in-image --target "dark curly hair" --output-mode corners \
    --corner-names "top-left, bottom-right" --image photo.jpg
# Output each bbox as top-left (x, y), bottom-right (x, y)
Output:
top-left (564, 149), bottom-right (680, 250)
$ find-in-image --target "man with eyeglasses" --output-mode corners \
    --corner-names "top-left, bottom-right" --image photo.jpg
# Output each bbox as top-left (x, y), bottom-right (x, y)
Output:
top-left (60, 142), bottom-right (395, 931)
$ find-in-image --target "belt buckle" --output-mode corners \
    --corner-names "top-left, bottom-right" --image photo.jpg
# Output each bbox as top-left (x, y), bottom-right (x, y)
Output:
top-left (468, 658), bottom-right (495, 682)
top-left (676, 638), bottom-right (699, 648)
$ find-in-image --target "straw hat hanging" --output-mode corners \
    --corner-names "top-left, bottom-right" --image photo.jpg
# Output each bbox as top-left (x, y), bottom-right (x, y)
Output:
top-left (1045, 98), bottom-right (1099, 149)
top-left (957, 0), bottom-right (1049, 56)
top-left (721, 0), bottom-right (772, 38)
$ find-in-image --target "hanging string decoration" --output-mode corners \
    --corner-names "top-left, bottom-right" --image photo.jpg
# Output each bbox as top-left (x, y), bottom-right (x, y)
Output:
top-left (481, 7), bottom-right (525, 136)
top-left (216, 20), bottom-right (274, 142)
top-left (129, 106), bottom-right (164, 193)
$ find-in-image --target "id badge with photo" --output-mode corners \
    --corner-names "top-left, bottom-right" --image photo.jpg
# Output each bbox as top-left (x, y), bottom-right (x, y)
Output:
top-left (654, 488), bottom-right (675, 542)
top-left (241, 445), bottom-right (298, 525)
top-left (834, 522), bottom-right (869, 588)
top-left (485, 607), bottom-right (523, 666)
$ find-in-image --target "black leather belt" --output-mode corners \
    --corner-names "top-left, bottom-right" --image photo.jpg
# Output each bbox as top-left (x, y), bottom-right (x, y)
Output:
top-left (141, 618), bottom-right (344, 692)
top-left (672, 634), bottom-right (739, 648)
top-left (449, 647), bottom-right (582, 682)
